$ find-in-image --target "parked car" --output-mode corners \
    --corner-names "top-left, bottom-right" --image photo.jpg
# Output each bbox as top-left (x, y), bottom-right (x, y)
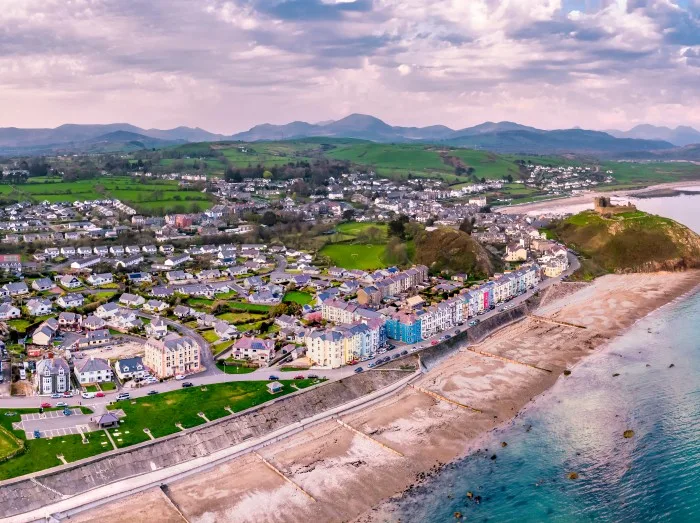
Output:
top-left (354, 367), bottom-right (363, 373)
top-left (368, 362), bottom-right (376, 368)
top-left (81, 392), bottom-right (95, 399)
top-left (62, 391), bottom-right (72, 398)
top-left (175, 375), bottom-right (186, 381)
top-left (392, 354), bottom-right (400, 359)
top-left (95, 392), bottom-right (105, 398)
top-left (147, 390), bottom-right (158, 395)
top-left (401, 350), bottom-right (408, 356)
top-left (268, 375), bottom-right (280, 381)
top-left (116, 392), bottom-right (130, 401)
top-left (51, 393), bottom-right (61, 399)
top-left (40, 402), bottom-right (51, 408)
top-left (33, 430), bottom-right (41, 439)
top-left (294, 375), bottom-right (305, 380)
top-left (431, 340), bottom-right (438, 345)
top-left (181, 382), bottom-right (193, 388)
top-left (307, 374), bottom-right (318, 379)
top-left (56, 402), bottom-right (68, 407)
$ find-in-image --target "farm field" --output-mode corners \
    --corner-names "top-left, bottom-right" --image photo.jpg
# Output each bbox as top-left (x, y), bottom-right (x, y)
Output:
top-left (319, 243), bottom-right (387, 270)
top-left (601, 161), bottom-right (700, 187)
top-left (106, 379), bottom-right (321, 446)
top-left (3, 176), bottom-right (214, 214)
top-left (213, 141), bottom-right (318, 168)
top-left (449, 149), bottom-right (522, 180)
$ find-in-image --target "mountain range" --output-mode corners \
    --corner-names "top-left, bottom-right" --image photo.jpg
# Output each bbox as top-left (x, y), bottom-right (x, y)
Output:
top-left (606, 124), bottom-right (700, 147)
top-left (0, 115), bottom-right (697, 156)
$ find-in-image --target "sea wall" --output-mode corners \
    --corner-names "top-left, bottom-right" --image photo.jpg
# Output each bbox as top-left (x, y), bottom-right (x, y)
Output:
top-left (0, 370), bottom-right (408, 519)
top-left (420, 304), bottom-right (530, 371)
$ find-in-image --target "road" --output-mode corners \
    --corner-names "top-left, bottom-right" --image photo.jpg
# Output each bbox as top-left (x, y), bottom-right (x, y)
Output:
top-left (1, 255), bottom-right (579, 410)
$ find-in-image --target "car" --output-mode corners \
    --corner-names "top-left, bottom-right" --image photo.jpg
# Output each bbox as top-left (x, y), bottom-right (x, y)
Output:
top-left (40, 402), bottom-right (51, 408)
top-left (181, 382), bottom-right (194, 388)
top-left (455, 329), bottom-right (461, 334)
top-left (431, 340), bottom-right (438, 345)
top-left (63, 391), bottom-right (72, 398)
top-left (294, 375), bottom-right (305, 380)
top-left (51, 393), bottom-right (61, 399)
top-left (81, 392), bottom-right (95, 399)
top-left (367, 362), bottom-right (376, 368)
top-left (96, 392), bottom-right (105, 397)
top-left (175, 375), bottom-right (185, 380)
top-left (33, 430), bottom-right (41, 439)
top-left (307, 374), bottom-right (318, 379)
top-left (116, 393), bottom-right (130, 401)
top-left (147, 390), bottom-right (158, 395)
top-left (392, 354), bottom-right (400, 359)
top-left (56, 402), bottom-right (68, 407)
top-left (354, 367), bottom-right (363, 373)
top-left (444, 334), bottom-right (452, 339)
top-left (268, 375), bottom-right (280, 381)
top-left (401, 350), bottom-right (408, 356)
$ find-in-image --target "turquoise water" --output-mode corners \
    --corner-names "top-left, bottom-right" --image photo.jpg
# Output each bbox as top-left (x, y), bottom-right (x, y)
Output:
top-left (390, 290), bottom-right (700, 522)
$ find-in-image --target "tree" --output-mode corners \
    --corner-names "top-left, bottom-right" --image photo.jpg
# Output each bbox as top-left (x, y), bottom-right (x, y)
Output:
top-left (263, 170), bottom-right (273, 179)
top-left (459, 217), bottom-right (475, 235)
top-left (342, 209), bottom-right (355, 221)
top-left (261, 211), bottom-right (277, 226)
top-left (388, 215), bottom-right (410, 239)
top-left (384, 236), bottom-right (410, 266)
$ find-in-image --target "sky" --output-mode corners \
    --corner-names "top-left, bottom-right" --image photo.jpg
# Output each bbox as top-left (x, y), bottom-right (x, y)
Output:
top-left (0, 0), bottom-right (698, 133)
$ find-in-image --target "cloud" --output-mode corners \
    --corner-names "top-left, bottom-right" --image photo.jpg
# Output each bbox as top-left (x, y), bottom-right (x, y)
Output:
top-left (0, 0), bottom-right (696, 132)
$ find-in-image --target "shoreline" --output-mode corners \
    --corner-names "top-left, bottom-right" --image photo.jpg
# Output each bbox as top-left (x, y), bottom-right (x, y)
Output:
top-left (65, 272), bottom-right (700, 523)
top-left (496, 180), bottom-right (700, 215)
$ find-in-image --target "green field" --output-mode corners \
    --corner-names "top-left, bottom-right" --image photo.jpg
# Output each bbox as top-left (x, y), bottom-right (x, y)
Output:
top-left (449, 149), bottom-right (522, 180)
top-left (212, 141), bottom-right (318, 168)
top-left (0, 408), bottom-right (108, 481)
top-left (106, 379), bottom-right (321, 447)
top-left (5, 177), bottom-right (213, 214)
top-left (320, 243), bottom-right (387, 270)
top-left (602, 161), bottom-right (700, 187)
top-left (283, 291), bottom-right (313, 305)
top-left (335, 221), bottom-right (388, 238)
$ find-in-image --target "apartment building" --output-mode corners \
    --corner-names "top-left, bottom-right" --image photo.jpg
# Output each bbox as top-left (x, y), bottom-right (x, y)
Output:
top-left (144, 333), bottom-right (200, 378)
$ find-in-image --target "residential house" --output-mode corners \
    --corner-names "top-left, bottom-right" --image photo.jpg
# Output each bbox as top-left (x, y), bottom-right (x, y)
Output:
top-left (74, 357), bottom-right (113, 384)
top-left (58, 311), bottom-right (82, 330)
top-left (57, 274), bottom-right (82, 289)
top-left (3, 281), bottom-right (28, 296)
top-left (95, 301), bottom-right (120, 319)
top-left (31, 278), bottom-right (54, 292)
top-left (164, 253), bottom-right (190, 267)
top-left (143, 299), bottom-right (168, 313)
top-left (83, 314), bottom-right (106, 331)
top-left (86, 273), bottom-right (114, 286)
top-left (78, 329), bottom-right (112, 348)
top-left (70, 256), bottom-right (101, 270)
top-left (32, 318), bottom-right (59, 346)
top-left (230, 337), bottom-right (275, 366)
top-left (57, 293), bottom-right (84, 309)
top-left (35, 357), bottom-right (70, 395)
top-left (173, 305), bottom-right (193, 319)
top-left (115, 254), bottom-right (144, 268)
top-left (114, 356), bottom-right (146, 381)
top-left (0, 303), bottom-right (20, 320)
top-left (119, 293), bottom-right (145, 308)
top-left (26, 298), bottom-right (52, 316)
top-left (213, 320), bottom-right (238, 341)
top-left (127, 272), bottom-right (152, 284)
top-left (145, 317), bottom-right (168, 338)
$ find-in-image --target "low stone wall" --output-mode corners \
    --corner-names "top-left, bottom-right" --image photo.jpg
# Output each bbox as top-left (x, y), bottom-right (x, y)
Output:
top-left (0, 370), bottom-right (407, 519)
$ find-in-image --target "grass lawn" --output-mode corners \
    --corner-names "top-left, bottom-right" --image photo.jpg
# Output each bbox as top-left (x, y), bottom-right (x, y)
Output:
top-left (0, 408), bottom-right (109, 481)
top-left (93, 291), bottom-right (117, 300)
top-left (0, 426), bottom-right (22, 461)
top-left (211, 340), bottom-right (234, 356)
top-left (215, 360), bottom-right (257, 374)
top-left (85, 385), bottom-right (98, 393)
top-left (228, 302), bottom-right (272, 313)
top-left (202, 330), bottom-right (220, 343)
top-left (6, 319), bottom-right (32, 333)
top-left (283, 291), bottom-right (313, 305)
top-left (320, 243), bottom-right (387, 270)
top-left (335, 221), bottom-right (388, 238)
top-left (107, 379), bottom-right (321, 446)
top-left (100, 382), bottom-right (116, 391)
top-left (280, 367), bottom-right (310, 372)
top-left (187, 297), bottom-right (214, 309)
top-left (216, 312), bottom-right (264, 323)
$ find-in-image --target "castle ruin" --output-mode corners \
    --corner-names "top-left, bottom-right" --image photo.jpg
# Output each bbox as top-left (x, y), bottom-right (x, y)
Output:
top-left (593, 196), bottom-right (636, 215)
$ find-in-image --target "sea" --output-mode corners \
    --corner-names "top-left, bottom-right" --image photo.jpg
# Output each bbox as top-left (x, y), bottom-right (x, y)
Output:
top-left (388, 193), bottom-right (700, 523)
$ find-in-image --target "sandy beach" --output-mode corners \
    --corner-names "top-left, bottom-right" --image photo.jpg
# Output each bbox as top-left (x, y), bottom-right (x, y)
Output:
top-left (496, 180), bottom-right (700, 215)
top-left (67, 271), bottom-right (700, 523)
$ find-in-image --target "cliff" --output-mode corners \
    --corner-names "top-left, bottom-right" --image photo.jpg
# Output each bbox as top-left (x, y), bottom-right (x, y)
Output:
top-left (551, 210), bottom-right (700, 274)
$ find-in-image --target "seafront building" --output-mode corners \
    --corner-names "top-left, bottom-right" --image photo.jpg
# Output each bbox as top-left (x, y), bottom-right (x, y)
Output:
top-left (144, 333), bottom-right (200, 378)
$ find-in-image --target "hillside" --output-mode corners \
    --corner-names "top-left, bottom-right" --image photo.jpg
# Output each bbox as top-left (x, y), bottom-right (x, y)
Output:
top-left (414, 228), bottom-right (495, 276)
top-left (551, 211), bottom-right (700, 274)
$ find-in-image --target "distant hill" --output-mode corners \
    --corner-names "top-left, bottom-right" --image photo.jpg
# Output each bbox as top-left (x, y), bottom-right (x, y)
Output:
top-left (414, 227), bottom-right (495, 276)
top-left (551, 210), bottom-right (700, 275)
top-left (607, 125), bottom-right (700, 147)
top-left (0, 115), bottom-right (691, 157)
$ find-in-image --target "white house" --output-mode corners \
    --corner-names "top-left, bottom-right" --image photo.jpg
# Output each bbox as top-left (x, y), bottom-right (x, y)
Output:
top-left (143, 299), bottom-right (168, 313)
top-left (70, 256), bottom-right (101, 270)
top-left (145, 317), bottom-right (168, 338)
top-left (57, 293), bottom-right (84, 309)
top-left (74, 357), bottom-right (113, 384)
top-left (26, 298), bottom-right (52, 316)
top-left (57, 274), bottom-right (82, 289)
top-left (118, 293), bottom-right (145, 308)
top-left (114, 356), bottom-right (147, 381)
top-left (164, 253), bottom-right (190, 267)
top-left (0, 303), bottom-right (20, 320)
top-left (95, 302), bottom-right (119, 319)
top-left (86, 273), bottom-right (114, 286)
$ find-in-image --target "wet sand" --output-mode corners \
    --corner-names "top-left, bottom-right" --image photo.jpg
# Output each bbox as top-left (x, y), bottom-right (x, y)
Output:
top-left (67, 271), bottom-right (700, 523)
